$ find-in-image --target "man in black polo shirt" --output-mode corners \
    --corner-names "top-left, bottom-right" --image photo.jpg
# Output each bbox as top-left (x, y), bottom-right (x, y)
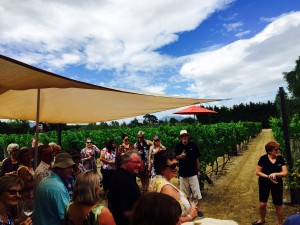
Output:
top-left (175, 130), bottom-right (204, 218)
top-left (108, 150), bottom-right (141, 225)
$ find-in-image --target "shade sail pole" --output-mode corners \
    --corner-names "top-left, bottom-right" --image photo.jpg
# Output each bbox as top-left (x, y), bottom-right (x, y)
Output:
top-left (34, 88), bottom-right (40, 169)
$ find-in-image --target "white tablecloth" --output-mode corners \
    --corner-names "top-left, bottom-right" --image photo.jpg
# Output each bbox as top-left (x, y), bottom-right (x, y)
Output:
top-left (182, 218), bottom-right (238, 225)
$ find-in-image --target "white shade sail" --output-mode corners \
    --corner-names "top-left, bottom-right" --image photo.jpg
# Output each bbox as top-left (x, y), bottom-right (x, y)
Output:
top-left (0, 55), bottom-right (219, 123)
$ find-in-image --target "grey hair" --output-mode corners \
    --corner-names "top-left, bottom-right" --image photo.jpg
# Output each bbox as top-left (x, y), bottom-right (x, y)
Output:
top-left (7, 143), bottom-right (19, 155)
top-left (120, 150), bottom-right (140, 165)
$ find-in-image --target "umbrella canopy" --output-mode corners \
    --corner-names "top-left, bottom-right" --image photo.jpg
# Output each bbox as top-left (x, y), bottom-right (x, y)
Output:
top-left (174, 105), bottom-right (218, 115)
top-left (0, 55), bottom-right (219, 123)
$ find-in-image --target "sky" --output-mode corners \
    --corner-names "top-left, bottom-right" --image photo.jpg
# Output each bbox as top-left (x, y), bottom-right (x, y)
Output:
top-left (1, 0), bottom-right (300, 122)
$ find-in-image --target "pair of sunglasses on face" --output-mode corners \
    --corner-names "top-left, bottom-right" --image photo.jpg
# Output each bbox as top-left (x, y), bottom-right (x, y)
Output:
top-left (166, 162), bottom-right (179, 170)
top-left (6, 189), bottom-right (23, 195)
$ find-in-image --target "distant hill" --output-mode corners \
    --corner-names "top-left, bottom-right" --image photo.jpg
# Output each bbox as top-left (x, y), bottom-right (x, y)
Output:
top-left (159, 115), bottom-right (188, 122)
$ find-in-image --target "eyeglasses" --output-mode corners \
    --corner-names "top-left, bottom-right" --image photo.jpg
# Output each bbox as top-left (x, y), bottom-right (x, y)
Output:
top-left (166, 162), bottom-right (179, 170)
top-left (6, 189), bottom-right (23, 195)
top-left (127, 160), bottom-right (142, 165)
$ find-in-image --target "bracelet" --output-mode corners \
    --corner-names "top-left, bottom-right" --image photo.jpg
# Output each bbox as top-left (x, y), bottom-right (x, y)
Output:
top-left (187, 214), bottom-right (193, 221)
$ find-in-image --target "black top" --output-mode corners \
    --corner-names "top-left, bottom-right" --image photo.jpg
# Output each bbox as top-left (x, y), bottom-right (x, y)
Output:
top-left (175, 140), bottom-right (200, 177)
top-left (108, 168), bottom-right (141, 225)
top-left (258, 154), bottom-right (286, 182)
top-left (1, 157), bottom-right (19, 176)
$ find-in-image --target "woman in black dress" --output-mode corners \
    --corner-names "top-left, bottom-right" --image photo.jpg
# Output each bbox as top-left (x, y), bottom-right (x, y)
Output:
top-left (252, 141), bottom-right (288, 225)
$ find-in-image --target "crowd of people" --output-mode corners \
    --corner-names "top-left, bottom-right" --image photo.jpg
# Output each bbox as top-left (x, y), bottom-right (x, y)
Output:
top-left (0, 130), bottom-right (298, 225)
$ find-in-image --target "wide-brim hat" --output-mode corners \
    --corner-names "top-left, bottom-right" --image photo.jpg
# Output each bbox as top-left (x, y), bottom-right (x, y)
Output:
top-left (179, 130), bottom-right (189, 137)
top-left (53, 152), bottom-right (75, 169)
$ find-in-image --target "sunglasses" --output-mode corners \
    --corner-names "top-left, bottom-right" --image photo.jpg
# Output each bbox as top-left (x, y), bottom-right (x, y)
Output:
top-left (274, 148), bottom-right (280, 151)
top-left (128, 160), bottom-right (142, 165)
top-left (124, 138), bottom-right (129, 141)
top-left (6, 189), bottom-right (23, 195)
top-left (86, 142), bottom-right (92, 144)
top-left (166, 162), bottom-right (179, 170)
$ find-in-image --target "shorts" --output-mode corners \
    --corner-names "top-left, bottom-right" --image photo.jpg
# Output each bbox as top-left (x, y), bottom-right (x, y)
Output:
top-left (258, 178), bottom-right (283, 205)
top-left (180, 175), bottom-right (202, 202)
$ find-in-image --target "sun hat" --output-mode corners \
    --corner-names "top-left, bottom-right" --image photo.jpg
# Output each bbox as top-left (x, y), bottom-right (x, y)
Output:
top-left (153, 136), bottom-right (160, 141)
top-left (179, 130), bottom-right (189, 137)
top-left (53, 152), bottom-right (75, 169)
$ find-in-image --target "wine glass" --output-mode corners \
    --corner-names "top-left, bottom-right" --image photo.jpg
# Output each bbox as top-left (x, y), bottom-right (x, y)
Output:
top-left (23, 199), bottom-right (34, 217)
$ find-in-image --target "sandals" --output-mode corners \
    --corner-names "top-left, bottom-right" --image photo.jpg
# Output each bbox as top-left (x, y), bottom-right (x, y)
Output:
top-left (252, 220), bottom-right (265, 225)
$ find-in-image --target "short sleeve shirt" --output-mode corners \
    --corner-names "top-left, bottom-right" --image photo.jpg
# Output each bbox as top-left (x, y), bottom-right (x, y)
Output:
top-left (258, 154), bottom-right (286, 182)
top-left (175, 140), bottom-right (200, 177)
top-left (33, 172), bottom-right (70, 225)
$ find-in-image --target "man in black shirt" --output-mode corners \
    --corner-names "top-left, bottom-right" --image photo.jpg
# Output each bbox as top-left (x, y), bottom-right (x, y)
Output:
top-left (108, 150), bottom-right (141, 225)
top-left (175, 130), bottom-right (204, 218)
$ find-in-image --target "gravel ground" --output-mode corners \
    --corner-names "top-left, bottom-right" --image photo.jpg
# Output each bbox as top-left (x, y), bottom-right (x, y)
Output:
top-left (199, 129), bottom-right (299, 225)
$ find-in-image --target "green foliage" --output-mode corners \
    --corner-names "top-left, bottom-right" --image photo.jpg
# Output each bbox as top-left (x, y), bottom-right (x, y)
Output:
top-left (0, 120), bottom-right (31, 134)
top-left (0, 122), bottom-right (261, 173)
top-left (269, 117), bottom-right (285, 155)
top-left (143, 114), bottom-right (158, 125)
top-left (269, 114), bottom-right (300, 159)
top-left (286, 159), bottom-right (300, 188)
top-left (290, 114), bottom-right (300, 138)
top-left (283, 56), bottom-right (300, 99)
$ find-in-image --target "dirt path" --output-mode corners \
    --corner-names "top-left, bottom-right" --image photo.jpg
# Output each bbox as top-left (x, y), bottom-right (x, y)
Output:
top-left (200, 129), bottom-right (299, 225)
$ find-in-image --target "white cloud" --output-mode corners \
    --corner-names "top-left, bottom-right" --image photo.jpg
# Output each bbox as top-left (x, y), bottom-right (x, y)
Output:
top-left (180, 12), bottom-right (300, 100)
top-left (0, 0), bottom-right (233, 73)
top-left (260, 12), bottom-right (293, 23)
top-left (235, 30), bottom-right (251, 38)
top-left (223, 21), bottom-right (243, 31)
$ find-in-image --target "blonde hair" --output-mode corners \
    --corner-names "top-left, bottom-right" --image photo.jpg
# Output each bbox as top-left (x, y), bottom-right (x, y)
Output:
top-left (72, 170), bottom-right (101, 205)
top-left (7, 143), bottom-right (19, 155)
top-left (137, 131), bottom-right (144, 137)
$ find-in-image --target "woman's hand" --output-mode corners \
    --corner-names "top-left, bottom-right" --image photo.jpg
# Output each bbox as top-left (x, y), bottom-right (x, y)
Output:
top-left (268, 173), bottom-right (277, 180)
top-left (20, 217), bottom-right (32, 225)
top-left (188, 206), bottom-right (198, 219)
top-left (267, 174), bottom-right (278, 184)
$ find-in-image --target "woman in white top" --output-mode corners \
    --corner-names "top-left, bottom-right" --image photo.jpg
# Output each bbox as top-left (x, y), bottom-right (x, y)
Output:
top-left (100, 140), bottom-right (116, 194)
top-left (149, 150), bottom-right (197, 223)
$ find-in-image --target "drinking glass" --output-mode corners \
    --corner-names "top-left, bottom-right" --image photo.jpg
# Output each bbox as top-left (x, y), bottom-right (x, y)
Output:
top-left (23, 199), bottom-right (34, 217)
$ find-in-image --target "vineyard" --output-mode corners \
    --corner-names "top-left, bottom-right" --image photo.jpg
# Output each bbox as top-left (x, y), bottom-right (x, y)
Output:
top-left (269, 113), bottom-right (300, 159)
top-left (0, 122), bottom-right (261, 176)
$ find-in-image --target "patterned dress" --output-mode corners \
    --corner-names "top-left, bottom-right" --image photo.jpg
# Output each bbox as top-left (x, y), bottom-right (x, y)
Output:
top-left (149, 175), bottom-right (191, 216)
top-left (116, 144), bottom-right (134, 167)
top-left (149, 145), bottom-right (166, 177)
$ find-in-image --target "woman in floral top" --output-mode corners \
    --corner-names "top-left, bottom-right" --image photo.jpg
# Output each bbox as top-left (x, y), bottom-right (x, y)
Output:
top-left (116, 134), bottom-right (134, 167)
top-left (100, 140), bottom-right (117, 194)
top-left (81, 138), bottom-right (101, 171)
top-left (149, 150), bottom-right (197, 223)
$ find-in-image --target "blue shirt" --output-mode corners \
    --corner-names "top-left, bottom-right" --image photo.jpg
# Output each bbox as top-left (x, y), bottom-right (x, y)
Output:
top-left (283, 214), bottom-right (300, 225)
top-left (33, 172), bottom-right (70, 225)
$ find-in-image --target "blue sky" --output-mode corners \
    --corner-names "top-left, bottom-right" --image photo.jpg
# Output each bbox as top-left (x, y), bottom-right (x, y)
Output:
top-left (1, 0), bottom-right (300, 122)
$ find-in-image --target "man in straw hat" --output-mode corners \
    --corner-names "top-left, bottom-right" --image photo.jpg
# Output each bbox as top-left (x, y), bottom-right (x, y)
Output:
top-left (33, 153), bottom-right (75, 225)
top-left (175, 130), bottom-right (204, 218)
